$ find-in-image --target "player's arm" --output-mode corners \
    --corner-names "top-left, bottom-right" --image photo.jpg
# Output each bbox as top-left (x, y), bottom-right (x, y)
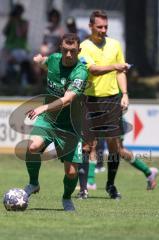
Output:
top-left (117, 72), bottom-right (129, 109)
top-left (89, 63), bottom-right (129, 76)
top-left (46, 90), bottom-right (77, 111)
top-left (33, 54), bottom-right (48, 70)
top-left (80, 54), bottom-right (129, 75)
top-left (27, 90), bottom-right (77, 120)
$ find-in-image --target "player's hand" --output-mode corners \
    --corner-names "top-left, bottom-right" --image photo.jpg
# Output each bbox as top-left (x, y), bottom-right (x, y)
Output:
top-left (26, 105), bottom-right (47, 120)
top-left (114, 63), bottom-right (129, 72)
top-left (33, 54), bottom-right (45, 64)
top-left (121, 93), bottom-right (129, 110)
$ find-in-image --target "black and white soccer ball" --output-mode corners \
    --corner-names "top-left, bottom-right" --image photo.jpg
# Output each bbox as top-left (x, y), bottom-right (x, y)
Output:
top-left (3, 188), bottom-right (29, 211)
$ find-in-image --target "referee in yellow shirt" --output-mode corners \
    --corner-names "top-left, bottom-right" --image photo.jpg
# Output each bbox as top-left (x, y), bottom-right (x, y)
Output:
top-left (78, 10), bottom-right (129, 199)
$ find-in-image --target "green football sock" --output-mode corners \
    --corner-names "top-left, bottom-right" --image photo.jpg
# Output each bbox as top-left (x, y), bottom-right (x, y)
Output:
top-left (25, 151), bottom-right (41, 185)
top-left (63, 174), bottom-right (78, 199)
top-left (130, 158), bottom-right (151, 177)
top-left (87, 160), bottom-right (96, 185)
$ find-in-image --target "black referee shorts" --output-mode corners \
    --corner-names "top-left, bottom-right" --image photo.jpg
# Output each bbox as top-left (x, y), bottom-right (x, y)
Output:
top-left (82, 94), bottom-right (123, 141)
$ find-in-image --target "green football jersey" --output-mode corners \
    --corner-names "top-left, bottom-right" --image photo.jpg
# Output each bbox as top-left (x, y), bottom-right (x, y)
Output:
top-left (44, 53), bottom-right (88, 129)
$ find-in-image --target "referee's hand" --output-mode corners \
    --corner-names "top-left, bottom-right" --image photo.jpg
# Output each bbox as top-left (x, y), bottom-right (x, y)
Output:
top-left (121, 93), bottom-right (129, 110)
top-left (114, 63), bottom-right (129, 72)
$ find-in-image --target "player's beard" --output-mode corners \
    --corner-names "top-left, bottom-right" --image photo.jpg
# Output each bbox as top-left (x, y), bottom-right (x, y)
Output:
top-left (64, 58), bottom-right (76, 67)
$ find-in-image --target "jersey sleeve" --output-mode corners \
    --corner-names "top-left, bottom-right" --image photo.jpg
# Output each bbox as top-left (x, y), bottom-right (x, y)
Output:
top-left (68, 66), bottom-right (88, 95)
top-left (79, 54), bottom-right (95, 69)
top-left (44, 53), bottom-right (55, 66)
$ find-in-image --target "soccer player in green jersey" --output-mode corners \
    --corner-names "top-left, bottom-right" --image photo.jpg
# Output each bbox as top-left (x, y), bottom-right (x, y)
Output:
top-left (24, 33), bottom-right (88, 211)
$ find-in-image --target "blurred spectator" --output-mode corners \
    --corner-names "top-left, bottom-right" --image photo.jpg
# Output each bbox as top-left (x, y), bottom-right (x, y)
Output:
top-left (3, 4), bottom-right (28, 53)
top-left (1, 3), bottom-right (35, 87)
top-left (65, 16), bottom-right (89, 42)
top-left (41, 8), bottom-right (64, 56)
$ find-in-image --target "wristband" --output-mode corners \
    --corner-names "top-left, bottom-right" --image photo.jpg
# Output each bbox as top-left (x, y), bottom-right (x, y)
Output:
top-left (122, 92), bottom-right (128, 95)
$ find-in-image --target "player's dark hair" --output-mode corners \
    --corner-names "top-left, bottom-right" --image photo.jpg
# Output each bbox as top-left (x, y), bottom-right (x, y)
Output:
top-left (61, 33), bottom-right (80, 46)
top-left (89, 10), bottom-right (107, 24)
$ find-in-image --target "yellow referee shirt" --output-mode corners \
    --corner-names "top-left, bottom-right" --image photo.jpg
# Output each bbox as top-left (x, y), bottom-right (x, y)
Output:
top-left (79, 37), bottom-right (125, 97)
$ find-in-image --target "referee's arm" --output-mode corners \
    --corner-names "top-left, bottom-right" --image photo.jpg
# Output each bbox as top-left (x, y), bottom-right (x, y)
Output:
top-left (89, 63), bottom-right (129, 76)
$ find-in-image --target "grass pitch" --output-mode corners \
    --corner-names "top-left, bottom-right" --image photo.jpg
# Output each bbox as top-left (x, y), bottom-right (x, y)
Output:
top-left (0, 155), bottom-right (159, 240)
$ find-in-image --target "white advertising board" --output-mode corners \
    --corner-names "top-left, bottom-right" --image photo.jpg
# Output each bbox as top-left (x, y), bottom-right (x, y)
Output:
top-left (0, 100), bottom-right (27, 153)
top-left (124, 104), bottom-right (159, 157)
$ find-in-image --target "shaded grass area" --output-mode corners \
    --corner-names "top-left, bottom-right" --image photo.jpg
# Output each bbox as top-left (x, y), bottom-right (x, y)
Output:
top-left (0, 155), bottom-right (159, 240)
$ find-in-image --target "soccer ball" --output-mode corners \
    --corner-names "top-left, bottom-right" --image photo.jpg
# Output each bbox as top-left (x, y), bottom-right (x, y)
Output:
top-left (3, 188), bottom-right (29, 211)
